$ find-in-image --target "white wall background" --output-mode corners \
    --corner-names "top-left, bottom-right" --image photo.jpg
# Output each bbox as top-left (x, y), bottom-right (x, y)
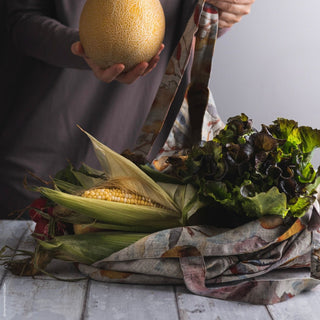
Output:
top-left (209, 0), bottom-right (320, 165)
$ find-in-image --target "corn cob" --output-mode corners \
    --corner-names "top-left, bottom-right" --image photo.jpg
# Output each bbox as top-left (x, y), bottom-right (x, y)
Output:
top-left (39, 187), bottom-right (182, 232)
top-left (38, 232), bottom-right (148, 265)
top-left (76, 187), bottom-right (166, 234)
top-left (81, 188), bottom-right (164, 208)
top-left (37, 128), bottom-right (203, 233)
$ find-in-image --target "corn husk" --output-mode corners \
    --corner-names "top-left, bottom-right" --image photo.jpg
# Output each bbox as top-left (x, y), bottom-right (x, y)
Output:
top-left (37, 128), bottom-right (205, 232)
top-left (1, 232), bottom-right (148, 276)
top-left (38, 232), bottom-right (148, 265)
top-left (11, 128), bottom-right (208, 276)
top-left (80, 127), bottom-right (179, 212)
top-left (39, 187), bottom-right (182, 232)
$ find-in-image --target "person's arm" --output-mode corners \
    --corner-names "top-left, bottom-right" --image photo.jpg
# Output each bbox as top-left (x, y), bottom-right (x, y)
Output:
top-left (6, 0), bottom-right (88, 69)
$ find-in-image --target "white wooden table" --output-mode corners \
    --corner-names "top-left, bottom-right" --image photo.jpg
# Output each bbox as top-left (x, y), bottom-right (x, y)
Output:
top-left (1, 220), bottom-right (320, 320)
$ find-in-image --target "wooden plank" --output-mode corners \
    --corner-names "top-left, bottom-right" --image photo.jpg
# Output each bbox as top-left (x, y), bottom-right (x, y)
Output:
top-left (83, 281), bottom-right (180, 320)
top-left (175, 286), bottom-right (272, 320)
top-left (267, 284), bottom-right (320, 320)
top-left (0, 221), bottom-right (88, 319)
top-left (0, 276), bottom-right (88, 320)
top-left (1, 220), bottom-right (81, 281)
top-left (0, 220), bottom-right (29, 248)
top-left (0, 220), bottom-right (30, 281)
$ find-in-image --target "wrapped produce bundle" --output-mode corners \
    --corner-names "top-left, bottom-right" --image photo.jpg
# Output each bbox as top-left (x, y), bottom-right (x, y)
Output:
top-left (2, 0), bottom-right (320, 305)
top-left (2, 115), bottom-right (320, 305)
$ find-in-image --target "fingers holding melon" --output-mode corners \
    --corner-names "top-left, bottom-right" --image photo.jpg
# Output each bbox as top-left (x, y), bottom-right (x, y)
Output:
top-left (72, 41), bottom-right (164, 83)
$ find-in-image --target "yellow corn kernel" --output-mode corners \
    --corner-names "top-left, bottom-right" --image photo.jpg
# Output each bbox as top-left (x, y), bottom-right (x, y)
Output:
top-left (81, 188), bottom-right (163, 208)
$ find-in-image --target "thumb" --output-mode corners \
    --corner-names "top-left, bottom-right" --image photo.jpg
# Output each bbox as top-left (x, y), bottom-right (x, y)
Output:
top-left (71, 41), bottom-right (84, 56)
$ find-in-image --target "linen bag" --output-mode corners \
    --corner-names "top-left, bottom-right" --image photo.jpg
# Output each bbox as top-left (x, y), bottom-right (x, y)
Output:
top-left (78, 0), bottom-right (320, 304)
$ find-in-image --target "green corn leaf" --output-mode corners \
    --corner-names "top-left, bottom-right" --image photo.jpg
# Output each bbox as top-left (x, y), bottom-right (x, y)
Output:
top-left (158, 182), bottom-right (206, 224)
top-left (53, 179), bottom-right (85, 195)
top-left (38, 232), bottom-right (148, 264)
top-left (39, 187), bottom-right (182, 232)
top-left (73, 222), bottom-right (162, 233)
top-left (70, 170), bottom-right (105, 190)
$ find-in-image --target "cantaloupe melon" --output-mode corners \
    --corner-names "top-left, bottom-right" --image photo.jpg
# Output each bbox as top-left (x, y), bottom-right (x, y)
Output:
top-left (79, 0), bottom-right (166, 71)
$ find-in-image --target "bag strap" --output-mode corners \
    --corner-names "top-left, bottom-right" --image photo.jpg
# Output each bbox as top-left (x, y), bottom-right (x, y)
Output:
top-left (132, 1), bottom-right (219, 161)
top-left (187, 4), bottom-right (219, 145)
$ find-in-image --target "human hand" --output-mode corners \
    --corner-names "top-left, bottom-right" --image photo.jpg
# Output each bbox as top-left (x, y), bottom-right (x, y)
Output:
top-left (71, 42), bottom-right (165, 84)
top-left (207, 0), bottom-right (255, 28)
